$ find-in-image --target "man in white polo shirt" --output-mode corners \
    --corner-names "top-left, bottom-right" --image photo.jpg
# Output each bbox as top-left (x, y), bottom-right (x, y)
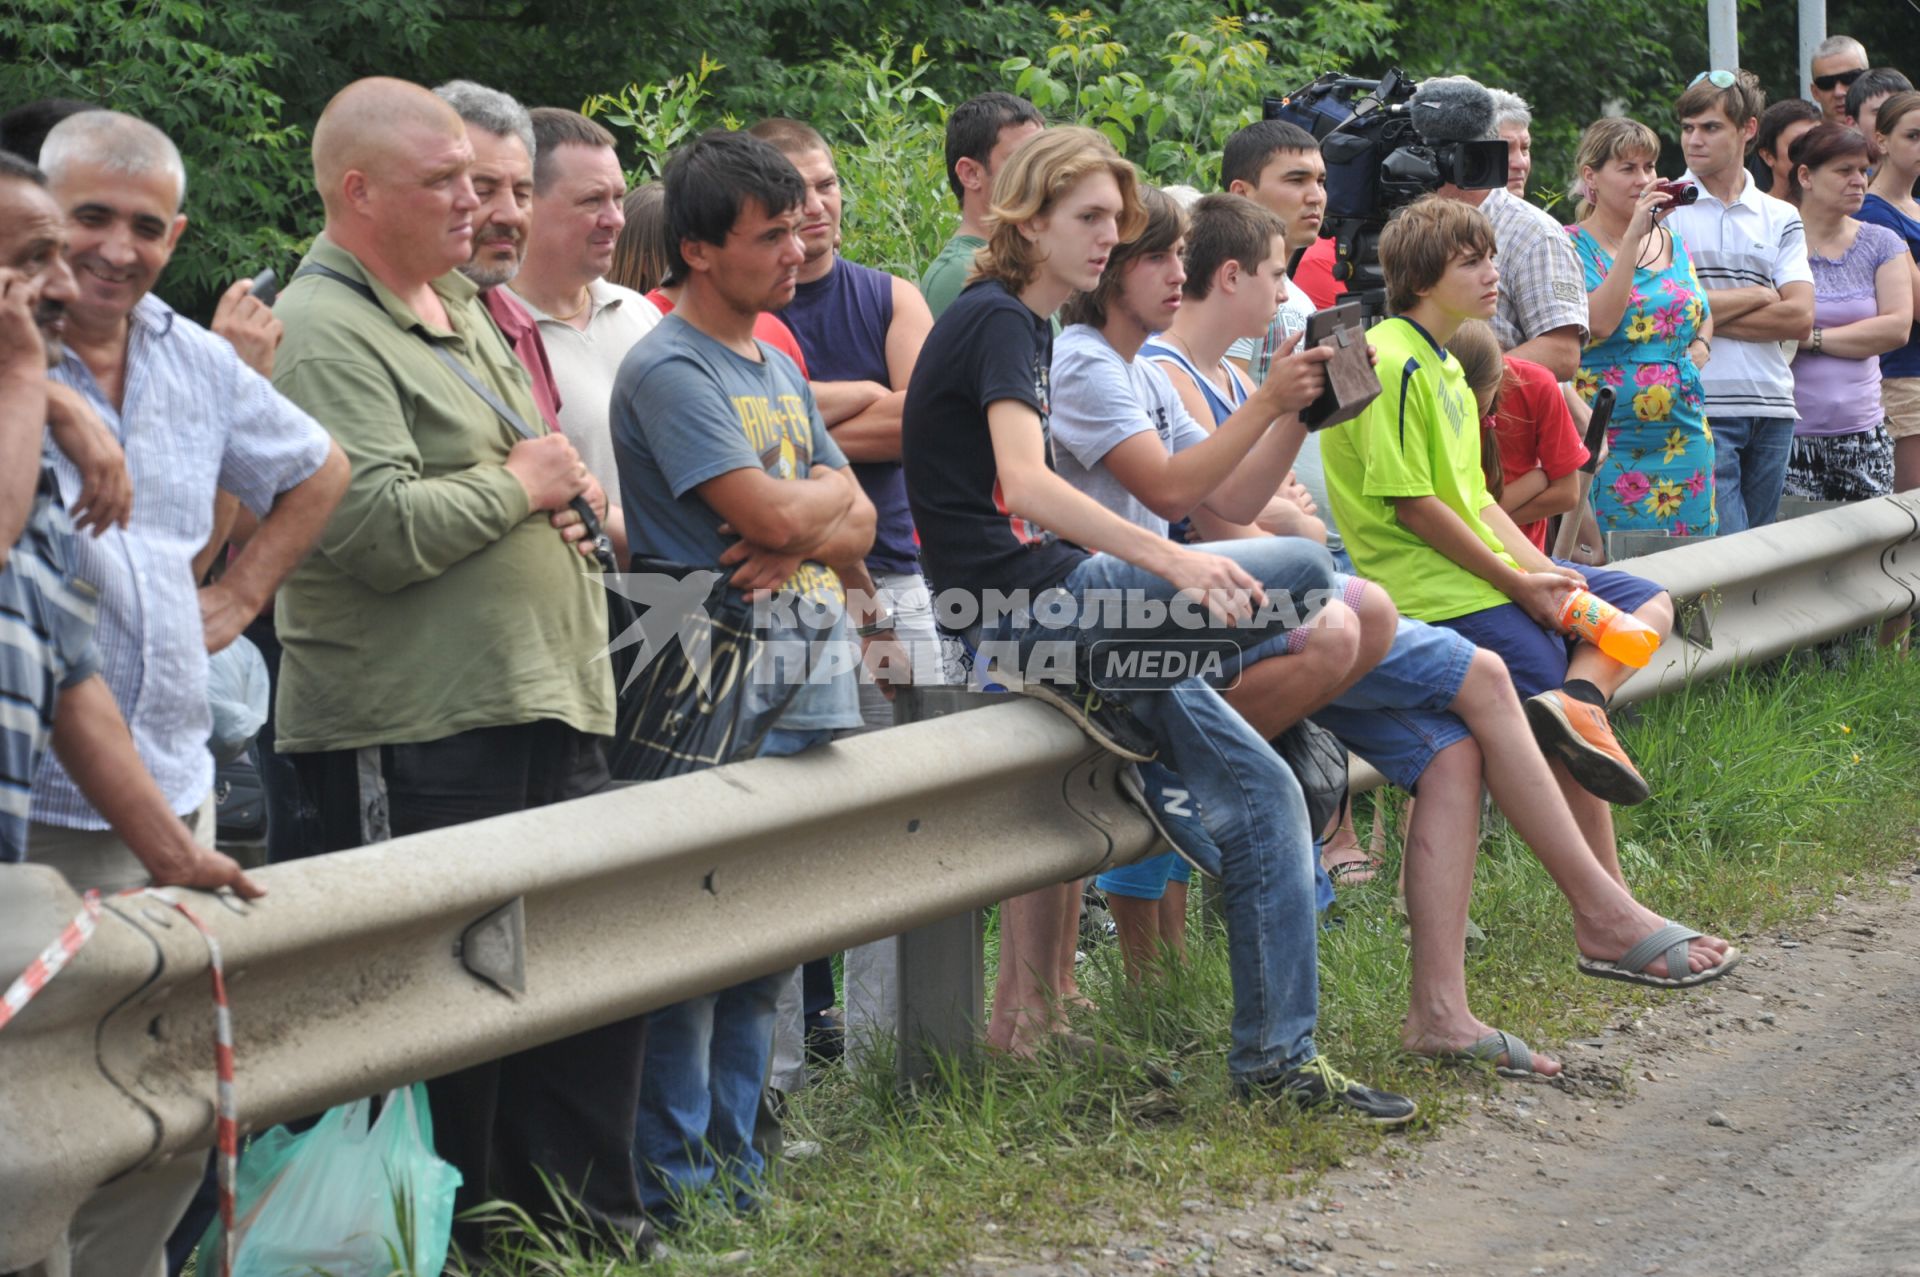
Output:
top-left (1665, 69), bottom-right (1815, 533)
top-left (509, 107), bottom-right (663, 562)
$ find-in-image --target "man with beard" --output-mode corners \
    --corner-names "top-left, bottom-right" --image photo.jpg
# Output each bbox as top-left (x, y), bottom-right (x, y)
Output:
top-left (0, 147), bottom-right (264, 1277)
top-left (508, 107), bottom-right (662, 563)
top-left (434, 80), bottom-right (567, 434)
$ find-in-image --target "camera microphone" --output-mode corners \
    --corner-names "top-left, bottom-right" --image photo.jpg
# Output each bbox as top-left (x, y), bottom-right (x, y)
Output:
top-left (1407, 76), bottom-right (1497, 144)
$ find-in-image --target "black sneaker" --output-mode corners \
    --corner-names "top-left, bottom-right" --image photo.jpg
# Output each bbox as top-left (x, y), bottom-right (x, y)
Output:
top-left (1236, 1054), bottom-right (1418, 1126)
top-left (1016, 678), bottom-right (1159, 762)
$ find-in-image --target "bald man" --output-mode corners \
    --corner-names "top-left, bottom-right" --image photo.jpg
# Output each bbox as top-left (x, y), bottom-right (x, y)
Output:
top-left (270, 78), bottom-right (652, 1257)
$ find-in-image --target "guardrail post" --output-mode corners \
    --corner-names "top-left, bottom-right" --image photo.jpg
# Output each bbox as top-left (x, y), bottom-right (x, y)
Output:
top-left (889, 687), bottom-right (997, 1086)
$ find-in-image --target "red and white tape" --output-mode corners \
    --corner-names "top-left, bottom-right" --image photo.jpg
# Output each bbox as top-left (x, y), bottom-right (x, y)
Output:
top-left (0, 886), bottom-right (238, 1277)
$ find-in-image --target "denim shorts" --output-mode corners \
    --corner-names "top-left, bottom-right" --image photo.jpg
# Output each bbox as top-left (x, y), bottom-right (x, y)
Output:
top-left (1095, 849), bottom-right (1194, 899)
top-left (1311, 616), bottom-right (1476, 793)
top-left (1433, 559), bottom-right (1665, 699)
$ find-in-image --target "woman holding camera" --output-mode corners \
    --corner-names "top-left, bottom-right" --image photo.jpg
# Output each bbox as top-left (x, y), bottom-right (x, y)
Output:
top-left (1782, 122), bottom-right (1912, 502)
top-left (1566, 117), bottom-right (1717, 536)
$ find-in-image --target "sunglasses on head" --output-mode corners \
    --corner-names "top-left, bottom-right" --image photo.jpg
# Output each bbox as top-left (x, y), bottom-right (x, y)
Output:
top-left (1690, 70), bottom-right (1738, 89)
top-left (1812, 67), bottom-right (1865, 91)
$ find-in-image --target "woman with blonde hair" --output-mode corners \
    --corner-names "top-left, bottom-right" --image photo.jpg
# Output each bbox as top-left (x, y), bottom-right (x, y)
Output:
top-left (1566, 116), bottom-right (1717, 536)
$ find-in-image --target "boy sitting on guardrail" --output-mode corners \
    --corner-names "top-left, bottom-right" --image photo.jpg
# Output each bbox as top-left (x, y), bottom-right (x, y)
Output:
top-left (902, 126), bottom-right (1417, 1124)
top-left (1319, 195), bottom-right (1740, 991)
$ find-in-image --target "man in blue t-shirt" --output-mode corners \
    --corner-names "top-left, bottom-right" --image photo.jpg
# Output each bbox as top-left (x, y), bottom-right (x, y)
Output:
top-left (611, 128), bottom-right (888, 1225)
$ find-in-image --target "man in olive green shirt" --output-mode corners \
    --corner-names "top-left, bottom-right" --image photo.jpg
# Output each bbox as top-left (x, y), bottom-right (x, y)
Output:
top-left (918, 92), bottom-right (1043, 315)
top-left (270, 77), bottom-right (651, 1258)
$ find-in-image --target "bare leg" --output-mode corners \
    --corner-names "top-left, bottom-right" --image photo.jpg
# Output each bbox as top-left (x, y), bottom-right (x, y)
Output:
top-left (1895, 434), bottom-right (1920, 494)
top-left (1056, 879), bottom-right (1090, 1009)
top-left (1398, 737), bottom-right (1560, 1074)
top-left (1452, 648), bottom-right (1730, 975)
top-left (987, 885), bottom-right (1072, 1055)
top-left (1552, 757), bottom-right (1628, 889)
top-left (1108, 892), bottom-right (1162, 986)
top-left (1220, 598), bottom-right (1364, 738)
top-left (1158, 880), bottom-right (1189, 964)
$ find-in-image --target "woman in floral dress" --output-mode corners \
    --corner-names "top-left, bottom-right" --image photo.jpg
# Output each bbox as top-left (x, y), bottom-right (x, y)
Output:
top-left (1566, 117), bottom-right (1718, 535)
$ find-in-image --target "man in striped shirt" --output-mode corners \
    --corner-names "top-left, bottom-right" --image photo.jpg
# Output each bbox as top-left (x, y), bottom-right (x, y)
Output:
top-left (28, 110), bottom-right (347, 889)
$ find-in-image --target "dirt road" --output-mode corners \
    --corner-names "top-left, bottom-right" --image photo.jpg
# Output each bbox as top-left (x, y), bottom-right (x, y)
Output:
top-left (976, 874), bottom-right (1920, 1277)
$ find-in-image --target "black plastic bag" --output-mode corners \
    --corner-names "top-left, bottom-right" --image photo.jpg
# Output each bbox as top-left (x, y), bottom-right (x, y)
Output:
top-left (603, 558), bottom-right (840, 782)
top-left (1272, 717), bottom-right (1349, 840)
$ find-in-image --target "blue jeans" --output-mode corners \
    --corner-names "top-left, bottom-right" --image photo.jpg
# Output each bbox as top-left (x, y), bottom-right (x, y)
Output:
top-left (634, 727), bottom-right (829, 1221)
top-left (994, 538), bottom-right (1335, 1080)
top-left (1711, 415), bottom-right (1794, 533)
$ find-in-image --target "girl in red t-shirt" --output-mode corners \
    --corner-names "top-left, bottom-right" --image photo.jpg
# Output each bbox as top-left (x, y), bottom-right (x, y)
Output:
top-left (1448, 321), bottom-right (1590, 551)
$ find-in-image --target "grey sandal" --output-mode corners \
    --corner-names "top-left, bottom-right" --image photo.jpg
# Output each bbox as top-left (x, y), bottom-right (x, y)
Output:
top-left (1578, 922), bottom-right (1743, 990)
top-left (1435, 1028), bottom-right (1543, 1079)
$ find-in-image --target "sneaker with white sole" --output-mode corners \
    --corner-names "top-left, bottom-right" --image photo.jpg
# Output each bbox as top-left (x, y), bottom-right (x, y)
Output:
top-left (1016, 678), bottom-right (1159, 762)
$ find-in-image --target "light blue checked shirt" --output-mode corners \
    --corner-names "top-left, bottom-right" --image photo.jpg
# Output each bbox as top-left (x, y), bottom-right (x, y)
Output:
top-left (33, 294), bottom-right (331, 829)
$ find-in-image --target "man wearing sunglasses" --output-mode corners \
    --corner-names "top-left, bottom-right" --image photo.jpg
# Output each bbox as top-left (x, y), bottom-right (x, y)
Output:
top-left (1810, 36), bottom-right (1869, 125)
top-left (1666, 68), bottom-right (1815, 534)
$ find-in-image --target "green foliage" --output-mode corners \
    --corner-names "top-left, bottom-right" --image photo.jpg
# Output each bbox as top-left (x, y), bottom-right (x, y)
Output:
top-left (1000, 8), bottom-right (1399, 187)
top-left (582, 56), bottom-right (730, 183)
top-left (586, 39), bottom-right (951, 279)
top-left (0, 0), bottom-right (310, 304)
top-left (15, 0), bottom-right (1907, 319)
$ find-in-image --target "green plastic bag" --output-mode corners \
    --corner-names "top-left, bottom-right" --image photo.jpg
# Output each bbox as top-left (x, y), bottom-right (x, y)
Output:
top-left (205, 1084), bottom-right (461, 1276)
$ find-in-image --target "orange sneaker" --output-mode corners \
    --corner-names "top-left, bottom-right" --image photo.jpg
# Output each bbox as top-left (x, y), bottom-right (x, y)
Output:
top-left (1524, 689), bottom-right (1651, 806)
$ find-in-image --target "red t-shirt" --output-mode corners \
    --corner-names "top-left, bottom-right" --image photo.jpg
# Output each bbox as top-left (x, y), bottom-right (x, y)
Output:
top-left (1491, 356), bottom-right (1588, 550)
top-left (482, 286), bottom-right (564, 431)
top-left (1293, 236), bottom-right (1347, 310)
top-left (645, 290), bottom-right (810, 377)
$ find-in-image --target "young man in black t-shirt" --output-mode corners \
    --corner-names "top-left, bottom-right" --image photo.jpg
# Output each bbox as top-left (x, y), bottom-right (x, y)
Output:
top-left (901, 127), bottom-right (1414, 1123)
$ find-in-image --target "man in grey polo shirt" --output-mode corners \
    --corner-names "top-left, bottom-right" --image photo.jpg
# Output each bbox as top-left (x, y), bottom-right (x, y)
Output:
top-left (509, 107), bottom-right (663, 563)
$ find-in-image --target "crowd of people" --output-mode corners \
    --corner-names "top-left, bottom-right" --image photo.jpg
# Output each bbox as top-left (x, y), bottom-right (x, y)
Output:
top-left (0, 29), bottom-right (1912, 1276)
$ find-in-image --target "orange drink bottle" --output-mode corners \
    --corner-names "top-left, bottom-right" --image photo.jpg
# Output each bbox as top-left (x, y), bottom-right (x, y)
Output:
top-left (1556, 589), bottom-right (1659, 668)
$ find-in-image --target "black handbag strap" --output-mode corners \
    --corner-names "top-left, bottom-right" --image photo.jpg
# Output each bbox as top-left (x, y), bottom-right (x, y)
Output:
top-left (292, 261), bottom-right (615, 569)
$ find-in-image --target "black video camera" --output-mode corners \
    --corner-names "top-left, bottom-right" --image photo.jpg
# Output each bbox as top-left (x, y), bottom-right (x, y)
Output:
top-left (1264, 69), bottom-right (1508, 319)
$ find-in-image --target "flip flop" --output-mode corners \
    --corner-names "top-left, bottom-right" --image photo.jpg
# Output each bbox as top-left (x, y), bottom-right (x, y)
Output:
top-left (1578, 921), bottom-right (1743, 990)
top-left (1324, 854), bottom-right (1383, 886)
top-left (1429, 1028), bottom-right (1547, 1079)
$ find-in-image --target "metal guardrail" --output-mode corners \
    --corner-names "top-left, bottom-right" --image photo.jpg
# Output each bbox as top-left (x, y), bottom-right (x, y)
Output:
top-left (1, 493), bottom-right (1915, 1265)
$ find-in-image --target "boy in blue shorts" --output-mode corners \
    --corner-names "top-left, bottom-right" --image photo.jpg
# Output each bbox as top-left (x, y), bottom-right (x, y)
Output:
top-left (1056, 189), bottom-right (1740, 1075)
top-left (1320, 195), bottom-right (1740, 994)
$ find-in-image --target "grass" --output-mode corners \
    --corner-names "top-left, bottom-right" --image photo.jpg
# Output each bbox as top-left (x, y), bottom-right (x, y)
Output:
top-left (474, 647), bottom-right (1920, 1277)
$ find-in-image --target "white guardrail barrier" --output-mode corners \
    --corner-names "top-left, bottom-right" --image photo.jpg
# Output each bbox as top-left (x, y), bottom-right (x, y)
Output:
top-left (1, 493), bottom-right (1916, 1264)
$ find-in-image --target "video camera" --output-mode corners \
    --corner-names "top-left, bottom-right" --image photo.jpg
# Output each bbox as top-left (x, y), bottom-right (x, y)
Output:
top-left (1265, 69), bottom-right (1509, 319)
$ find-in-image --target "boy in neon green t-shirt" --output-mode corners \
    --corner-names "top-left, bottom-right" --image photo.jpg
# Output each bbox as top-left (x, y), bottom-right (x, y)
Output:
top-left (1328, 199), bottom-right (1679, 795)
top-left (1321, 195), bottom-right (1737, 990)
